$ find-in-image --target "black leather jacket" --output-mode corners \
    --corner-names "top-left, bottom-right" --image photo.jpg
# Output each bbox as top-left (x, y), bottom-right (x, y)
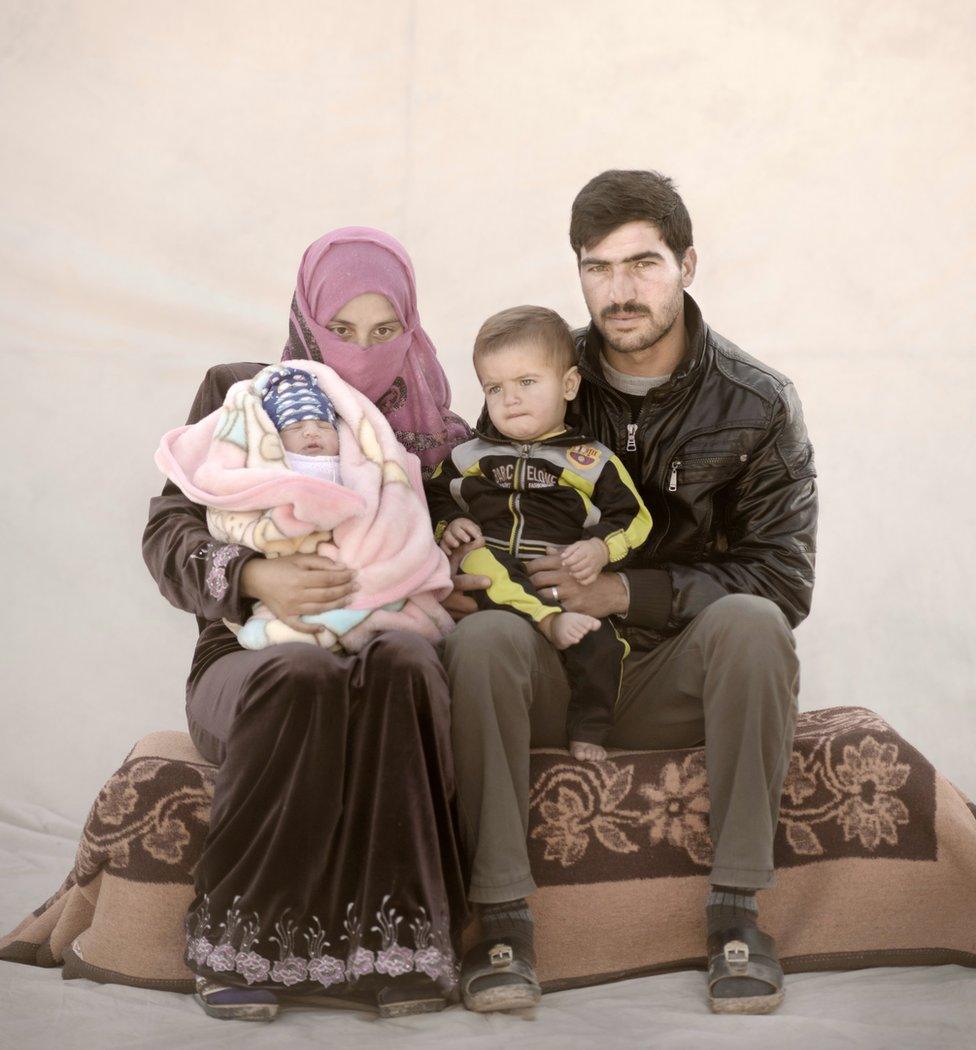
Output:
top-left (570, 293), bottom-right (817, 651)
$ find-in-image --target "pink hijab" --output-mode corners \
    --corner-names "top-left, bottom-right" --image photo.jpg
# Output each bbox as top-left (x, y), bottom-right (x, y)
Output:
top-left (282, 227), bottom-right (470, 475)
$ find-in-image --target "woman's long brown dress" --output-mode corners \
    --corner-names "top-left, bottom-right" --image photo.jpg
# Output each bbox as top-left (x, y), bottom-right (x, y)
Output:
top-left (143, 362), bottom-right (467, 1003)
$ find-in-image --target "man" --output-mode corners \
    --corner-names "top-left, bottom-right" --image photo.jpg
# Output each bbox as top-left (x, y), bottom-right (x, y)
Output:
top-left (443, 169), bottom-right (817, 1014)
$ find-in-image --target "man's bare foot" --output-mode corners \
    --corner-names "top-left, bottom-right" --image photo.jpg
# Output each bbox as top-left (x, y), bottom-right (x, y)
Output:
top-left (539, 611), bottom-right (601, 650)
top-left (570, 741), bottom-right (607, 762)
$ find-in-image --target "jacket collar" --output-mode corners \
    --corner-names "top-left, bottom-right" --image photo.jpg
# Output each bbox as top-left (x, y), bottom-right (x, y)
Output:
top-left (577, 291), bottom-right (709, 397)
top-left (472, 422), bottom-right (591, 447)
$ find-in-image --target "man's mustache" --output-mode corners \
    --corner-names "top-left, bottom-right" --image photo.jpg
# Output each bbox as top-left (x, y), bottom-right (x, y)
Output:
top-left (601, 302), bottom-right (652, 319)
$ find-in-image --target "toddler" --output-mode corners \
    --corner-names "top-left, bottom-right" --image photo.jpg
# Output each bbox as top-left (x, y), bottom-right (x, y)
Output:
top-left (425, 306), bottom-right (652, 761)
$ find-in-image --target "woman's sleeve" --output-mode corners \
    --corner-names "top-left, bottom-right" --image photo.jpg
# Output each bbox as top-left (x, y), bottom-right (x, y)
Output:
top-left (142, 365), bottom-right (261, 623)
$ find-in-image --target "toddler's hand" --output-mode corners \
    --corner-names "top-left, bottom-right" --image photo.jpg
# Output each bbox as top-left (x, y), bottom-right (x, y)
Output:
top-left (439, 517), bottom-right (484, 554)
top-left (561, 538), bottom-right (610, 585)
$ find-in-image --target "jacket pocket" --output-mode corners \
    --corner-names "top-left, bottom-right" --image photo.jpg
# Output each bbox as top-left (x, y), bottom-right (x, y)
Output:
top-left (776, 439), bottom-right (817, 480)
top-left (663, 450), bottom-right (749, 560)
top-left (666, 451), bottom-right (747, 492)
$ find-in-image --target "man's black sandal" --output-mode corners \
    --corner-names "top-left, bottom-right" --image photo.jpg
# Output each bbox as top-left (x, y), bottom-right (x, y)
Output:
top-left (706, 925), bottom-right (784, 1014)
top-left (461, 937), bottom-right (542, 1013)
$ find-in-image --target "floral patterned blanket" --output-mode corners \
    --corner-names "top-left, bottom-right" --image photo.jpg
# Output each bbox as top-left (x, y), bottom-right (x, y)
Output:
top-left (528, 706), bottom-right (938, 881)
top-left (2, 708), bottom-right (975, 994)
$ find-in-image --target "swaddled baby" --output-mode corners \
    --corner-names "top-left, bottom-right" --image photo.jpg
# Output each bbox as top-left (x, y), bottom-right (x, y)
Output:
top-left (156, 362), bottom-right (454, 652)
top-left (263, 367), bottom-right (343, 481)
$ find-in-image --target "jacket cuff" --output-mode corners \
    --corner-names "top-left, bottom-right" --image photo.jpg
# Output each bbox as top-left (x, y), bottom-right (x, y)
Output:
top-left (622, 568), bottom-right (673, 630)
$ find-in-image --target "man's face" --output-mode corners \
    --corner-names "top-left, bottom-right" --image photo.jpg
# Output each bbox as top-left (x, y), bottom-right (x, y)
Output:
top-left (578, 221), bottom-right (696, 356)
top-left (280, 418), bottom-right (339, 456)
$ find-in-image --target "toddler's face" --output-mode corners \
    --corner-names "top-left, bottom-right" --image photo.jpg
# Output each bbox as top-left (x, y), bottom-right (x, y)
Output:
top-left (280, 418), bottom-right (339, 456)
top-left (478, 340), bottom-right (580, 443)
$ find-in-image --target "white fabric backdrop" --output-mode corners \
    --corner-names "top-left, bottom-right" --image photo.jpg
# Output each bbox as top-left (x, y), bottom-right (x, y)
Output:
top-left (1, 0), bottom-right (974, 821)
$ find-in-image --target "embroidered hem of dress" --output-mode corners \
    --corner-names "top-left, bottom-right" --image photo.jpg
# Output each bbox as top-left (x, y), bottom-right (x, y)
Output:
top-left (185, 893), bottom-right (457, 990)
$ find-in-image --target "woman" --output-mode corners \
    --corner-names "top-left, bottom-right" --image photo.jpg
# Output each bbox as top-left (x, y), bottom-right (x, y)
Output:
top-left (143, 228), bottom-right (471, 1021)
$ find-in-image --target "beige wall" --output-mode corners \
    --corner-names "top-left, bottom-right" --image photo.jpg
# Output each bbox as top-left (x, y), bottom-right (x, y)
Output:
top-left (2, 1), bottom-right (974, 817)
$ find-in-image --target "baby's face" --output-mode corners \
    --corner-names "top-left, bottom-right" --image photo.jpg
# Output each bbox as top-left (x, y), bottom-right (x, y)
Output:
top-left (478, 340), bottom-right (580, 443)
top-left (280, 418), bottom-right (339, 456)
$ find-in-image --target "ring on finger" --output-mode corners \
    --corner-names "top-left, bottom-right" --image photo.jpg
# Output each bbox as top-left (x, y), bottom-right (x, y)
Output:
top-left (552, 586), bottom-right (559, 603)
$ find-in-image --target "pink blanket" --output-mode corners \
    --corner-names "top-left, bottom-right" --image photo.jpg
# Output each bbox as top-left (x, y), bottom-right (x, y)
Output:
top-left (155, 362), bottom-right (454, 651)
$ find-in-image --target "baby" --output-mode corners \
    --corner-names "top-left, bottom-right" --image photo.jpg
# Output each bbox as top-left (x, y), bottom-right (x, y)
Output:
top-left (425, 306), bottom-right (652, 762)
top-left (156, 362), bottom-right (456, 652)
top-left (263, 367), bottom-right (342, 480)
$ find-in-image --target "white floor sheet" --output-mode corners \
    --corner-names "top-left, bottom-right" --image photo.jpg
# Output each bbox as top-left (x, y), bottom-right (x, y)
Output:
top-left (2, 802), bottom-right (974, 1050)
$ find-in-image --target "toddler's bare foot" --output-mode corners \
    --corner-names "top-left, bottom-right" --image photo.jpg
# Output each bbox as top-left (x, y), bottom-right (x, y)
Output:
top-left (570, 741), bottom-right (607, 762)
top-left (539, 611), bottom-right (601, 650)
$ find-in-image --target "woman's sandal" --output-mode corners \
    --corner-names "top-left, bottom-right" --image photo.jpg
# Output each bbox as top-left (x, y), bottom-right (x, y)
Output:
top-left (194, 976), bottom-right (280, 1021)
top-left (376, 973), bottom-right (450, 1018)
top-left (461, 937), bottom-right (542, 1013)
top-left (706, 925), bottom-right (785, 1015)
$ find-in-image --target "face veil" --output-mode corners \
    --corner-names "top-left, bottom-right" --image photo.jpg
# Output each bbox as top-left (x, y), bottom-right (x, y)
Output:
top-left (282, 226), bottom-right (469, 471)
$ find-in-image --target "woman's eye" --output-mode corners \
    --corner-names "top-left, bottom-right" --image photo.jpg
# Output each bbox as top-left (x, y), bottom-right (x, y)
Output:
top-left (520, 378), bottom-right (534, 386)
top-left (330, 326), bottom-right (350, 338)
top-left (487, 386), bottom-right (500, 395)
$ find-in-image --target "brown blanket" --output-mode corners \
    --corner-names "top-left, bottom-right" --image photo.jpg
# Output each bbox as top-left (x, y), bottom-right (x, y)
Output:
top-left (3, 707), bottom-right (975, 993)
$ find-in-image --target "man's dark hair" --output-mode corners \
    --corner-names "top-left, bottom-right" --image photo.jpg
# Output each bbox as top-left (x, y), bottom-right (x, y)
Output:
top-left (473, 305), bottom-right (576, 374)
top-left (569, 169), bottom-right (693, 262)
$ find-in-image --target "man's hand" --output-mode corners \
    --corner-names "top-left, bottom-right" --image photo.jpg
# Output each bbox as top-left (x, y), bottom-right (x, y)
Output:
top-left (528, 548), bottom-right (629, 618)
top-left (241, 553), bottom-right (357, 635)
top-left (561, 537), bottom-right (610, 586)
top-left (439, 517), bottom-right (484, 554)
top-left (440, 538), bottom-right (490, 622)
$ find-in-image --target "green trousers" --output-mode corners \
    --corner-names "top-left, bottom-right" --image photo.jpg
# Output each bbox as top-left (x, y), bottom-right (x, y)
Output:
top-left (442, 593), bottom-right (799, 902)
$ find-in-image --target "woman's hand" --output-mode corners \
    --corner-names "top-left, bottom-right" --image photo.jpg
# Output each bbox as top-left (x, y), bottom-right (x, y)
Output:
top-left (241, 554), bottom-right (357, 635)
top-left (527, 548), bottom-right (628, 618)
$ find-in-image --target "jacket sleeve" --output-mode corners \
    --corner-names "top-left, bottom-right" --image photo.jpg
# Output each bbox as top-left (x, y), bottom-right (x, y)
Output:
top-left (142, 365), bottom-right (262, 623)
top-left (423, 455), bottom-right (467, 541)
top-left (583, 454), bottom-right (653, 566)
top-left (625, 381), bottom-right (818, 631)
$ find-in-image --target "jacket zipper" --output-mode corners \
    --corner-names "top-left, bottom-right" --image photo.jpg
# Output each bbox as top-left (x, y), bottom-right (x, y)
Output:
top-left (510, 444), bottom-right (531, 554)
top-left (574, 355), bottom-right (632, 453)
top-left (668, 452), bottom-right (747, 492)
